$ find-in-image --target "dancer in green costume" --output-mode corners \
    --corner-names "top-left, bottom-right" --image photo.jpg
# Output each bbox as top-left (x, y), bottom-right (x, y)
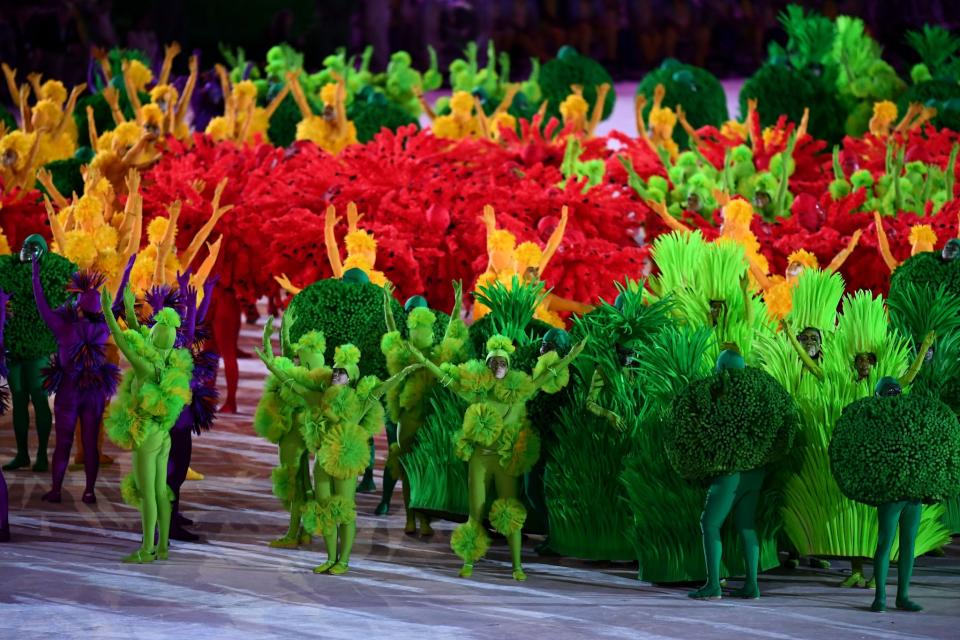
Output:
top-left (406, 333), bottom-right (585, 581)
top-left (0, 235), bottom-right (75, 471)
top-left (663, 349), bottom-right (799, 600)
top-left (101, 286), bottom-right (194, 563)
top-left (378, 281), bottom-right (469, 534)
top-left (775, 279), bottom-right (944, 588)
top-left (257, 321), bottom-right (421, 575)
top-left (830, 376), bottom-right (960, 612)
top-left (253, 307), bottom-right (323, 549)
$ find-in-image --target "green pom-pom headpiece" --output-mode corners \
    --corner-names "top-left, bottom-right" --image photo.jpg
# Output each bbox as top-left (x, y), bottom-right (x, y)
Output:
top-left (152, 307), bottom-right (182, 329)
top-left (404, 295), bottom-right (429, 312)
top-left (715, 349), bottom-right (745, 372)
top-left (334, 343), bottom-right (362, 381)
top-left (406, 306), bottom-right (437, 331)
top-left (342, 268), bottom-right (370, 285)
top-left (293, 330), bottom-right (326, 356)
top-left (150, 307), bottom-right (181, 350)
top-left (485, 334), bottom-right (515, 363)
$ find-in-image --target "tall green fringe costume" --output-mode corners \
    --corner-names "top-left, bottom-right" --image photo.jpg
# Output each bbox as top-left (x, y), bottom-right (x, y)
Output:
top-left (379, 284), bottom-right (469, 534)
top-left (541, 280), bottom-right (672, 561)
top-left (103, 302), bottom-right (193, 564)
top-left (756, 271), bottom-right (949, 587)
top-left (620, 231), bottom-right (786, 583)
top-left (253, 324), bottom-right (329, 549)
top-left (410, 332), bottom-right (583, 581)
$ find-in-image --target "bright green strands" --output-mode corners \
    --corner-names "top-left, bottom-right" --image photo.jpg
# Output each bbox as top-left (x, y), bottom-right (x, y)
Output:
top-left (785, 268), bottom-right (845, 334)
top-left (403, 386), bottom-right (470, 517)
top-left (473, 276), bottom-right (548, 346)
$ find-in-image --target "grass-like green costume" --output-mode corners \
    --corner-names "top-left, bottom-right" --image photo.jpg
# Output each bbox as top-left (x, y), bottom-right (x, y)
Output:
top-left (759, 271), bottom-right (948, 587)
top-left (830, 378), bottom-right (960, 612)
top-left (0, 235), bottom-right (76, 472)
top-left (257, 322), bottom-right (420, 576)
top-left (408, 333), bottom-right (584, 581)
top-left (102, 288), bottom-right (193, 564)
top-left (379, 282), bottom-right (469, 535)
top-left (253, 310), bottom-right (325, 549)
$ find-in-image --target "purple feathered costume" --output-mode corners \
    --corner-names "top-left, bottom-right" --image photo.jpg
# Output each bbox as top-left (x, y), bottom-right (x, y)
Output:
top-left (1, 288), bottom-right (12, 541)
top-left (34, 265), bottom-right (119, 505)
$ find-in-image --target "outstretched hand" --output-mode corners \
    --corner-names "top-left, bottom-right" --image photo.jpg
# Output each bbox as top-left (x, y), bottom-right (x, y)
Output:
top-left (262, 315), bottom-right (276, 354)
top-left (122, 284), bottom-right (136, 314)
top-left (100, 287), bottom-right (114, 314)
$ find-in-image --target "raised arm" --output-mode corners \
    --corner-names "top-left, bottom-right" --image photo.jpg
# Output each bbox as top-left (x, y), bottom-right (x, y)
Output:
top-left (826, 229), bottom-right (863, 274)
top-left (153, 203), bottom-right (181, 285)
top-left (646, 198), bottom-right (690, 234)
top-left (873, 212), bottom-right (898, 272)
top-left (532, 339), bottom-right (587, 388)
top-left (370, 363), bottom-right (425, 400)
top-left (36, 170), bottom-right (69, 208)
top-left (584, 368), bottom-right (626, 431)
top-left (263, 83), bottom-right (291, 120)
top-left (54, 85), bottom-right (84, 138)
top-left (180, 179), bottom-right (232, 271)
top-left (539, 206), bottom-right (569, 274)
top-left (120, 61), bottom-right (143, 113)
top-left (42, 195), bottom-right (68, 251)
top-left (101, 287), bottom-right (151, 379)
top-left (176, 271), bottom-right (199, 346)
top-left (159, 42), bottom-right (181, 87)
top-left (275, 274), bottom-right (303, 296)
top-left (1, 63), bottom-right (18, 105)
top-left (382, 282), bottom-right (398, 333)
top-left (176, 55), bottom-right (199, 123)
top-left (112, 254), bottom-right (136, 319)
top-left (900, 331), bottom-right (936, 387)
top-left (30, 258), bottom-right (61, 332)
top-left (444, 280), bottom-right (464, 339)
top-left (122, 284), bottom-right (141, 331)
top-left (782, 322), bottom-right (824, 380)
top-left (481, 204), bottom-right (497, 238)
top-left (324, 205), bottom-right (344, 278)
top-left (285, 72), bottom-right (313, 120)
top-left (586, 83), bottom-right (610, 137)
top-left (747, 254), bottom-right (774, 291)
top-left (197, 274), bottom-right (218, 323)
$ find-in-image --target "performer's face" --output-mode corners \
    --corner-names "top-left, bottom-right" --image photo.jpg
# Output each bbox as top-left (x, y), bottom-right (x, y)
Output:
top-left (332, 368), bottom-right (350, 386)
top-left (942, 240), bottom-right (960, 262)
top-left (877, 381), bottom-right (902, 397)
top-left (786, 261), bottom-right (804, 280)
top-left (798, 327), bottom-right (822, 360)
top-left (487, 356), bottom-right (509, 380)
top-left (854, 352), bottom-right (877, 381)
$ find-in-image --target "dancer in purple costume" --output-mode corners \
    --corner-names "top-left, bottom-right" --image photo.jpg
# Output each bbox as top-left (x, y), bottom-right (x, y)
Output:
top-left (121, 267), bottom-right (219, 541)
top-left (0, 289), bottom-right (12, 541)
top-left (34, 261), bottom-right (120, 504)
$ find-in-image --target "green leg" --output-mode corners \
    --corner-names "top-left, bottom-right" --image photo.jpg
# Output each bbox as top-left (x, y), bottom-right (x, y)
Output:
top-left (842, 557), bottom-right (868, 588)
top-left (4, 361), bottom-right (32, 470)
top-left (270, 431), bottom-right (308, 548)
top-left (458, 452), bottom-right (494, 577)
top-left (25, 358), bottom-right (52, 472)
top-left (493, 465), bottom-right (525, 581)
top-left (357, 439), bottom-right (376, 493)
top-left (155, 435), bottom-right (172, 560)
top-left (124, 431), bottom-right (163, 563)
top-left (690, 473), bottom-right (740, 599)
top-left (312, 465), bottom-right (338, 574)
top-left (895, 501), bottom-right (923, 612)
top-left (330, 476), bottom-right (357, 575)
top-left (376, 422), bottom-right (398, 515)
top-left (871, 501), bottom-right (906, 612)
top-left (731, 469), bottom-right (764, 599)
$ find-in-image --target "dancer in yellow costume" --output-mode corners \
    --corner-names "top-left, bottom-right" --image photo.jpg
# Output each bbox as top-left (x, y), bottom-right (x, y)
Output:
top-left (873, 214), bottom-right (938, 272)
top-left (559, 83), bottom-right (610, 138)
top-left (287, 72), bottom-right (357, 154)
top-left (472, 205), bottom-right (590, 328)
top-left (420, 88), bottom-right (523, 142)
top-left (276, 202), bottom-right (388, 295)
top-left (205, 65), bottom-right (290, 144)
top-left (2, 64), bottom-right (83, 165)
top-left (115, 43), bottom-right (198, 142)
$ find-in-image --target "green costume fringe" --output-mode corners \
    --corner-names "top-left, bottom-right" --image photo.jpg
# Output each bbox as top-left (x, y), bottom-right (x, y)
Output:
top-left (271, 463), bottom-right (300, 506)
top-left (120, 472), bottom-right (174, 508)
top-left (302, 495), bottom-right (357, 535)
top-left (489, 498), bottom-right (527, 536)
top-left (104, 333), bottom-right (193, 450)
top-left (318, 422), bottom-right (371, 479)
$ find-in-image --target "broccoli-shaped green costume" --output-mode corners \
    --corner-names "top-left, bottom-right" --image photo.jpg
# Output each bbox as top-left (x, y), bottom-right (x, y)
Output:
top-left (407, 333), bottom-right (584, 581)
top-left (539, 46), bottom-right (615, 124)
top-left (830, 378), bottom-right (960, 611)
top-left (257, 322), bottom-right (420, 576)
top-left (664, 350), bottom-right (799, 600)
top-left (889, 240), bottom-right (960, 303)
top-left (253, 310), bottom-right (327, 549)
top-left (637, 59), bottom-right (728, 149)
top-left (378, 282), bottom-right (469, 534)
top-left (102, 288), bottom-right (193, 564)
top-left (0, 235), bottom-right (76, 471)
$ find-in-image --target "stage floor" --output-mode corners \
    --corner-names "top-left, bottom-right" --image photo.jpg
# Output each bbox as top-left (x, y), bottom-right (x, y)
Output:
top-left (2, 321), bottom-right (959, 639)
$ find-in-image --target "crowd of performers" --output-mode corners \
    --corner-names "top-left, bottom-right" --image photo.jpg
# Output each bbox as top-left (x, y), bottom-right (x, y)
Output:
top-left (2, 8), bottom-right (960, 613)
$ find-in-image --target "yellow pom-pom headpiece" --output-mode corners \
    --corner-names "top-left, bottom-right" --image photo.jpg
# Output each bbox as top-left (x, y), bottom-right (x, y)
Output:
top-left (320, 83), bottom-right (337, 107)
top-left (127, 60), bottom-right (154, 91)
top-left (39, 80), bottom-right (67, 105)
top-left (872, 100), bottom-right (897, 123)
top-left (559, 93), bottom-right (588, 123)
top-left (908, 224), bottom-right (937, 247)
top-left (73, 195), bottom-right (104, 229)
top-left (147, 217), bottom-right (173, 244)
top-left (450, 91), bottom-right (475, 115)
top-left (786, 249), bottom-right (819, 270)
top-left (514, 241), bottom-right (543, 270)
top-left (722, 199), bottom-right (755, 228)
top-left (345, 230), bottom-right (377, 256)
top-left (488, 229), bottom-right (516, 252)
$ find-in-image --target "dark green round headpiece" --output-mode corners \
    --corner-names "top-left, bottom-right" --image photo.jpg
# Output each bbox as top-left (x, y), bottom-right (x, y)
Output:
top-left (714, 349), bottom-right (745, 373)
top-left (341, 268), bottom-right (371, 285)
top-left (404, 295), bottom-right (428, 312)
top-left (541, 328), bottom-right (571, 355)
top-left (875, 376), bottom-right (902, 397)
